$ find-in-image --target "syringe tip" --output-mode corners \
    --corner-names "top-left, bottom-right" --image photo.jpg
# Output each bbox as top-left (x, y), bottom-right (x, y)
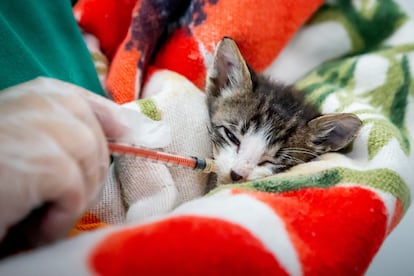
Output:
top-left (193, 157), bottom-right (217, 173)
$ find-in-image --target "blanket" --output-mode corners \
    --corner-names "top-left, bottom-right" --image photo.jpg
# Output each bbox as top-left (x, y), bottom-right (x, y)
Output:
top-left (1, 0), bottom-right (413, 275)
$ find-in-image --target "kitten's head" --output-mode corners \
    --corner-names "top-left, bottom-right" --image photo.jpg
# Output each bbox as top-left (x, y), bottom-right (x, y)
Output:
top-left (206, 38), bottom-right (362, 184)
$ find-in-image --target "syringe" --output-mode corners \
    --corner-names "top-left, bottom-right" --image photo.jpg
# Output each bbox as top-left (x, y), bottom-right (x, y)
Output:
top-left (107, 141), bottom-right (216, 173)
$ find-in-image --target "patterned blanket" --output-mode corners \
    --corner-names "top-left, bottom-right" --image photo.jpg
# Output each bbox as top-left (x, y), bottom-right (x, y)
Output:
top-left (1, 0), bottom-right (413, 275)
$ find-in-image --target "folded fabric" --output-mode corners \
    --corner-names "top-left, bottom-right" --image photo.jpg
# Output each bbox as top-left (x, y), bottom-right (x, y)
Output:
top-left (86, 70), bottom-right (213, 225)
top-left (74, 0), bottom-right (323, 102)
top-left (0, 1), bottom-right (413, 275)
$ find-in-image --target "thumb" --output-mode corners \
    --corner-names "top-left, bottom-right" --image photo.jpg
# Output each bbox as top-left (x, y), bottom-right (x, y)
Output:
top-left (73, 87), bottom-right (127, 140)
top-left (72, 82), bottom-right (171, 148)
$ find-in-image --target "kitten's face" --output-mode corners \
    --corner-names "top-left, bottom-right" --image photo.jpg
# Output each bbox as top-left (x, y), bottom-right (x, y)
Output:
top-left (206, 38), bottom-right (362, 184)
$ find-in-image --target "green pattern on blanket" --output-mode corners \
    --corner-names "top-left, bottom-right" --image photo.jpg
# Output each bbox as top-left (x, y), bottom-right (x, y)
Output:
top-left (310, 0), bottom-right (408, 53)
top-left (254, 168), bottom-right (410, 211)
top-left (212, 168), bottom-right (410, 210)
top-left (211, 0), bottom-right (413, 215)
top-left (137, 98), bottom-right (162, 121)
top-left (297, 45), bottom-right (413, 158)
top-left (290, 1), bottom-right (413, 211)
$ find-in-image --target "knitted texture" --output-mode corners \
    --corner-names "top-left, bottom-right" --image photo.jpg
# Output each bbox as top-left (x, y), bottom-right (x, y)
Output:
top-left (0, 1), bottom-right (413, 275)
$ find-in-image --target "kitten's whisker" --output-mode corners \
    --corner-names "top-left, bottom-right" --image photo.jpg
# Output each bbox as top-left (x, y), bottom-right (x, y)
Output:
top-left (281, 147), bottom-right (317, 154)
top-left (280, 148), bottom-right (318, 157)
top-left (227, 122), bottom-right (239, 128)
top-left (280, 153), bottom-right (306, 164)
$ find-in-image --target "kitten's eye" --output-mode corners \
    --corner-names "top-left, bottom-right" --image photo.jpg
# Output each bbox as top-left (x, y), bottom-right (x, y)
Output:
top-left (223, 127), bottom-right (240, 146)
top-left (258, 160), bottom-right (277, 166)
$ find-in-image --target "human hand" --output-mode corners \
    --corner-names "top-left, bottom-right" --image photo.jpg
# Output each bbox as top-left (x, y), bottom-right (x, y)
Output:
top-left (0, 77), bottom-right (134, 256)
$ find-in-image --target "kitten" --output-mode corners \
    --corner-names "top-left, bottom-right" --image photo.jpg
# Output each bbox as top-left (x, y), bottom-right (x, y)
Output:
top-left (206, 38), bottom-right (362, 184)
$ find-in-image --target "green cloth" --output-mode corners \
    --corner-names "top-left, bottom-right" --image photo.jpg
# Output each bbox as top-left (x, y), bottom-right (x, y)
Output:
top-left (0, 0), bottom-right (104, 95)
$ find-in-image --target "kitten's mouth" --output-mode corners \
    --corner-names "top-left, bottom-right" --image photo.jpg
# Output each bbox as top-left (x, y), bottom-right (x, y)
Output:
top-left (216, 174), bottom-right (236, 185)
top-left (217, 171), bottom-right (248, 184)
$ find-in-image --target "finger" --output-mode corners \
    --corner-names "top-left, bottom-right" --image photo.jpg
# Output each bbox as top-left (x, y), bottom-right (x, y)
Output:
top-left (38, 89), bottom-right (110, 202)
top-left (0, 78), bottom-right (113, 251)
top-left (33, 149), bottom-right (87, 245)
top-left (5, 77), bottom-right (172, 148)
top-left (40, 77), bottom-right (129, 140)
top-left (1, 93), bottom-right (109, 204)
top-left (0, 102), bottom-right (108, 243)
top-left (0, 77), bottom-right (128, 141)
top-left (49, 78), bottom-right (171, 148)
top-left (72, 84), bottom-right (128, 140)
top-left (0, 127), bottom-right (85, 246)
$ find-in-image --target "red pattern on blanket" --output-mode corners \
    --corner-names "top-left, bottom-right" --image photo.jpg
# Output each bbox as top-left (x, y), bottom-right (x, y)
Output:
top-left (74, 0), bottom-right (323, 103)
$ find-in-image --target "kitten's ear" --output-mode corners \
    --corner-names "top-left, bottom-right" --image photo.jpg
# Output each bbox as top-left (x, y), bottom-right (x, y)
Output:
top-left (308, 113), bottom-right (362, 153)
top-left (206, 37), bottom-right (252, 97)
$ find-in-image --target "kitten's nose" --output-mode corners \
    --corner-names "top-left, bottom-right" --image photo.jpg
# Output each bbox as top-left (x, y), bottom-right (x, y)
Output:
top-left (230, 170), bottom-right (243, 182)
